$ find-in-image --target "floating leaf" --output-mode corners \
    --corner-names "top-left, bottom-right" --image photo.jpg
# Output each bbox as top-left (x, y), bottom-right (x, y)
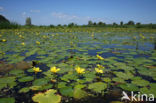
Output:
top-left (118, 83), bottom-right (139, 91)
top-left (33, 78), bottom-right (49, 86)
top-left (32, 89), bottom-right (61, 103)
top-left (18, 76), bottom-right (34, 82)
top-left (102, 78), bottom-right (111, 83)
top-left (0, 97), bottom-right (15, 103)
top-left (19, 87), bottom-right (30, 93)
top-left (27, 68), bottom-right (34, 72)
top-left (60, 86), bottom-right (73, 97)
top-left (0, 76), bottom-right (16, 89)
top-left (57, 82), bottom-right (67, 88)
top-left (9, 69), bottom-right (24, 75)
top-left (73, 85), bottom-right (88, 99)
top-left (88, 82), bottom-right (107, 93)
top-left (114, 71), bottom-right (133, 80)
top-left (132, 79), bottom-right (149, 87)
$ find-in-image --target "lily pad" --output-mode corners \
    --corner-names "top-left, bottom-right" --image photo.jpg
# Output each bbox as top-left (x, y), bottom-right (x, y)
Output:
top-left (9, 69), bottom-right (24, 75)
top-left (118, 83), bottom-right (139, 91)
top-left (73, 85), bottom-right (88, 99)
top-left (60, 86), bottom-right (73, 97)
top-left (114, 71), bottom-right (133, 80)
top-left (19, 87), bottom-right (30, 93)
top-left (0, 76), bottom-right (16, 89)
top-left (0, 97), bottom-right (15, 103)
top-left (32, 89), bottom-right (61, 103)
top-left (57, 82), bottom-right (67, 88)
top-left (18, 76), bottom-right (34, 82)
top-left (33, 78), bottom-right (49, 86)
top-left (88, 82), bottom-right (107, 93)
top-left (132, 79), bottom-right (150, 87)
top-left (102, 78), bottom-right (111, 83)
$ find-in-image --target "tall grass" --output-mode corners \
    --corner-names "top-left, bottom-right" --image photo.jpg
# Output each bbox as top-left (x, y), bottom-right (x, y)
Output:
top-left (0, 22), bottom-right (21, 29)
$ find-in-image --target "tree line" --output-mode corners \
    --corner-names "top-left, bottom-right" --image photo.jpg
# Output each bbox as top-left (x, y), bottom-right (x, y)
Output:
top-left (0, 15), bottom-right (156, 29)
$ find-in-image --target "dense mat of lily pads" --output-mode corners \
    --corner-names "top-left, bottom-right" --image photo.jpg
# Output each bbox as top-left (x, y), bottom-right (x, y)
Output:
top-left (0, 28), bottom-right (156, 103)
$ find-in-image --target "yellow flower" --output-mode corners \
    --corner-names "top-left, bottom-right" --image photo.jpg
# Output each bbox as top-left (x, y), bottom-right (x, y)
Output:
top-left (141, 35), bottom-right (145, 39)
top-left (36, 41), bottom-right (40, 45)
top-left (96, 54), bottom-right (104, 60)
top-left (21, 42), bottom-right (25, 46)
top-left (75, 66), bottom-right (85, 74)
top-left (19, 35), bottom-right (22, 38)
top-left (2, 39), bottom-right (6, 42)
top-left (133, 36), bottom-right (136, 39)
top-left (33, 67), bottom-right (42, 74)
top-left (50, 66), bottom-right (60, 73)
top-left (95, 68), bottom-right (103, 73)
top-left (97, 64), bottom-right (104, 69)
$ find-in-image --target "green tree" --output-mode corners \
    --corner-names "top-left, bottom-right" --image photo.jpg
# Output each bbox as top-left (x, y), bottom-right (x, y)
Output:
top-left (136, 22), bottom-right (141, 28)
top-left (93, 22), bottom-right (96, 26)
top-left (97, 21), bottom-right (106, 26)
top-left (88, 20), bottom-right (93, 26)
top-left (120, 21), bottom-right (123, 26)
top-left (113, 22), bottom-right (118, 26)
top-left (25, 17), bottom-right (31, 26)
top-left (127, 20), bottom-right (135, 25)
top-left (68, 22), bottom-right (75, 27)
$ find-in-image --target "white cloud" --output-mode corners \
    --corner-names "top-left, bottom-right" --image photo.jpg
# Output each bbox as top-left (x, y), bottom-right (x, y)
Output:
top-left (51, 12), bottom-right (112, 24)
top-left (0, 6), bottom-right (4, 11)
top-left (30, 10), bottom-right (40, 13)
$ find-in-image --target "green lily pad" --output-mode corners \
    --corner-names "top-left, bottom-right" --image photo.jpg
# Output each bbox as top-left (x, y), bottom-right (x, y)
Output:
top-left (57, 82), bottom-right (67, 88)
top-left (19, 87), bottom-right (30, 93)
top-left (32, 89), bottom-right (61, 103)
top-left (0, 76), bottom-right (16, 89)
top-left (43, 70), bottom-right (54, 79)
top-left (88, 82), bottom-right (107, 93)
top-left (0, 84), bottom-right (7, 90)
top-left (9, 69), bottom-right (24, 75)
top-left (102, 78), bottom-right (111, 83)
top-left (132, 79), bottom-right (150, 87)
top-left (33, 78), bottom-right (49, 86)
top-left (118, 83), bottom-right (139, 91)
top-left (0, 97), bottom-right (15, 103)
top-left (61, 72), bottom-right (78, 82)
top-left (114, 71), bottom-right (133, 80)
top-left (60, 86), bottom-right (73, 97)
top-left (18, 76), bottom-right (34, 82)
top-left (73, 85), bottom-right (88, 99)
top-left (30, 84), bottom-right (53, 91)
top-left (112, 77), bottom-right (125, 83)
top-left (27, 68), bottom-right (34, 72)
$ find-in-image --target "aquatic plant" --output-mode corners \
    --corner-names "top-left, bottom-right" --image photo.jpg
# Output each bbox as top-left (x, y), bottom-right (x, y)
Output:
top-left (75, 66), bottom-right (85, 74)
top-left (50, 66), bottom-right (60, 73)
top-left (33, 67), bottom-right (42, 74)
top-left (96, 54), bottom-right (104, 60)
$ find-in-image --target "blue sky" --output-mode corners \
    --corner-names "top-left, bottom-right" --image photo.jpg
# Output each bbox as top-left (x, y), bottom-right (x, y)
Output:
top-left (0, 0), bottom-right (156, 25)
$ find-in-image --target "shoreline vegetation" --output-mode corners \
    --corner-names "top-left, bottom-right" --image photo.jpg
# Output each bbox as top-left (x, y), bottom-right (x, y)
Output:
top-left (0, 15), bottom-right (156, 30)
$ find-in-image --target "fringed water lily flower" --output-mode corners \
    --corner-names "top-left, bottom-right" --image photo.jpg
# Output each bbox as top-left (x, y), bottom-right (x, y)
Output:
top-left (36, 41), bottom-right (40, 45)
top-left (50, 66), bottom-right (60, 73)
top-left (95, 68), bottom-right (103, 73)
top-left (2, 39), bottom-right (6, 42)
top-left (75, 66), bottom-right (85, 74)
top-left (33, 67), bottom-right (42, 74)
top-left (97, 64), bottom-right (104, 69)
top-left (21, 42), bottom-right (25, 46)
top-left (96, 54), bottom-right (104, 60)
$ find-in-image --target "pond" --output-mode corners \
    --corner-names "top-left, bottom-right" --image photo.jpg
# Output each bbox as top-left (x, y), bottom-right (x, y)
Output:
top-left (0, 28), bottom-right (156, 103)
